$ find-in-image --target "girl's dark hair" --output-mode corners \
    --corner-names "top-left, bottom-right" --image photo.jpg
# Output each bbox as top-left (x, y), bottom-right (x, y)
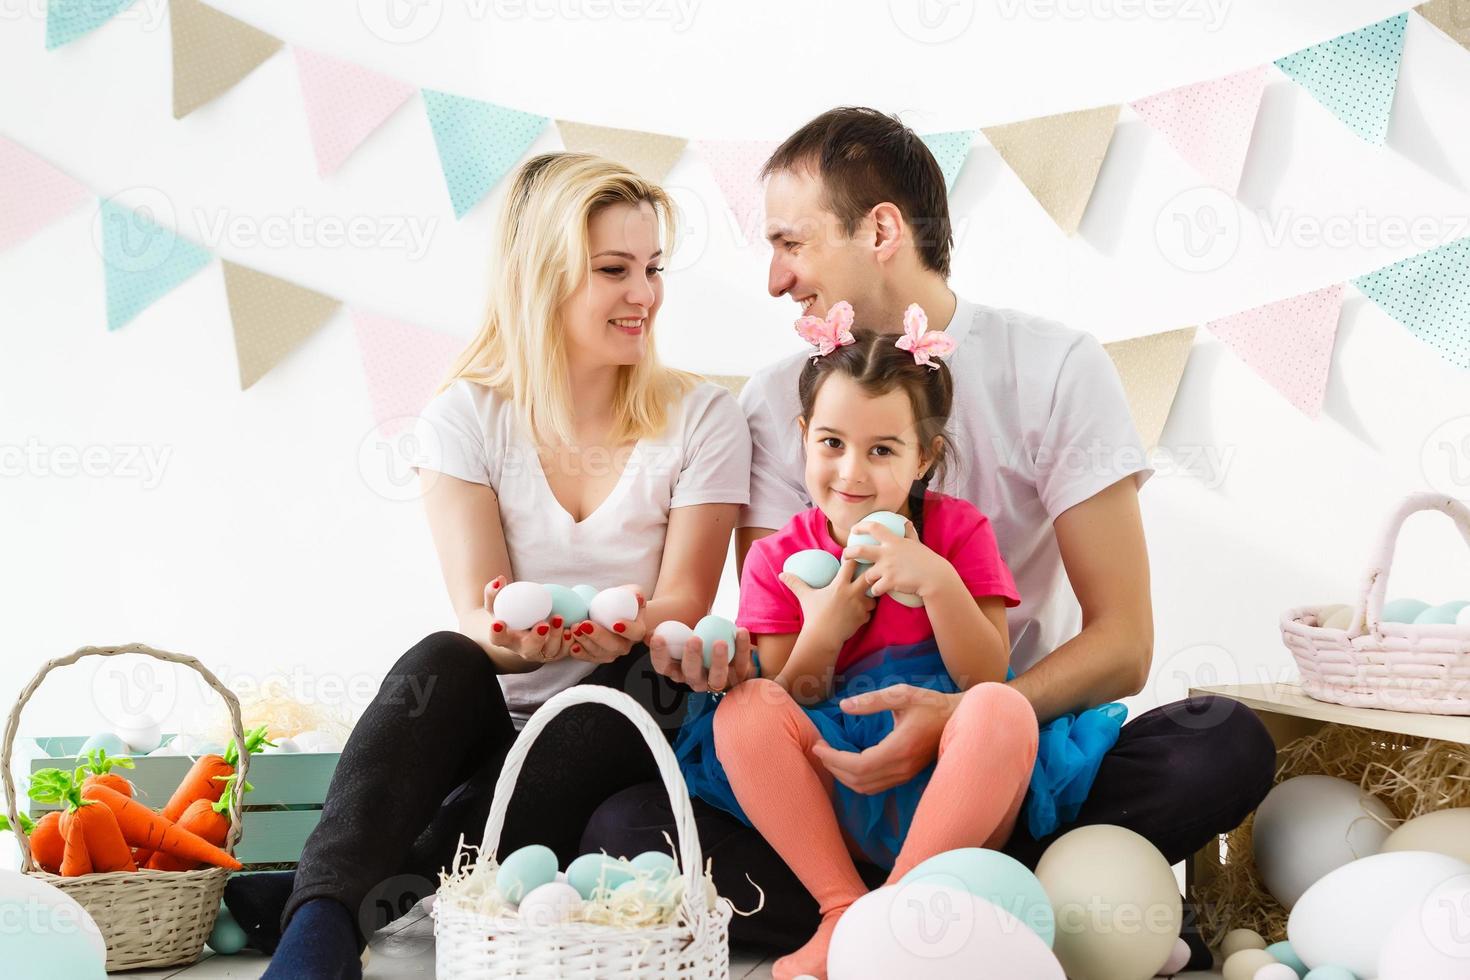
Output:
top-left (797, 328), bottom-right (956, 539)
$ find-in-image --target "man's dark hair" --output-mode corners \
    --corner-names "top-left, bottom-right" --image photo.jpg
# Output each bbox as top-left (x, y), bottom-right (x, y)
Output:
top-left (762, 107), bottom-right (953, 279)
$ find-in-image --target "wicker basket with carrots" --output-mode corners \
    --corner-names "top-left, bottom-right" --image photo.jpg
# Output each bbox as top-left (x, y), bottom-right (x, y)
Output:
top-left (1, 643), bottom-right (250, 972)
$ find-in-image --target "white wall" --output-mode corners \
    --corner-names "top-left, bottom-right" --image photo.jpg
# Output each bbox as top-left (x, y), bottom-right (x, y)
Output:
top-left (3, 0), bottom-right (1469, 755)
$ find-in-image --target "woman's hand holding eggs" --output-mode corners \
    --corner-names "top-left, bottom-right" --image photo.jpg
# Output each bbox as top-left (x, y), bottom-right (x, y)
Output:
top-left (567, 586), bottom-right (646, 664)
top-left (486, 577), bottom-right (570, 664)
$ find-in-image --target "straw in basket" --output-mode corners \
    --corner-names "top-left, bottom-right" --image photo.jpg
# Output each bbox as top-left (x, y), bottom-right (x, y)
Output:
top-left (1280, 492), bottom-right (1470, 715)
top-left (433, 684), bottom-right (733, 979)
top-left (2, 643), bottom-right (248, 971)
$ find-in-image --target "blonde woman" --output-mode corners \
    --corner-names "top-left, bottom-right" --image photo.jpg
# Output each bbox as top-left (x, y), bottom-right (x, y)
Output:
top-left (230, 153), bottom-right (754, 980)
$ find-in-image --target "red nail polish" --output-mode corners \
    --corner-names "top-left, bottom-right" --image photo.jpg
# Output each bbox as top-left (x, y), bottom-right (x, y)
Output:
top-left (551, 617), bottom-right (563, 628)
top-left (579, 623), bottom-right (593, 635)
top-left (536, 624), bottom-right (549, 636)
top-left (572, 644), bottom-right (581, 653)
top-left (563, 630), bottom-right (572, 640)
top-left (613, 622), bottom-right (625, 634)
top-left (492, 622), bottom-right (504, 633)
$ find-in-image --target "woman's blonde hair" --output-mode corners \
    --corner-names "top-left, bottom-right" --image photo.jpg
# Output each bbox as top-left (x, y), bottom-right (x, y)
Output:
top-left (437, 152), bottom-right (695, 444)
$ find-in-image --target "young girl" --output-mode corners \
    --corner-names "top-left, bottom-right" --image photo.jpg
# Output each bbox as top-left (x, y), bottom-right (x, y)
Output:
top-left (674, 302), bottom-right (1127, 980)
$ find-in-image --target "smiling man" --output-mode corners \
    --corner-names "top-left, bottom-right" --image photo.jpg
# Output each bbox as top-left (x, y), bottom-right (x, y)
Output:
top-left (585, 107), bottom-right (1275, 968)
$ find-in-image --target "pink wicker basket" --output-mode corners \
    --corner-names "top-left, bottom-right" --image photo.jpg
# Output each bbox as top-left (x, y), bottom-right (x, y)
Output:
top-left (1280, 492), bottom-right (1470, 715)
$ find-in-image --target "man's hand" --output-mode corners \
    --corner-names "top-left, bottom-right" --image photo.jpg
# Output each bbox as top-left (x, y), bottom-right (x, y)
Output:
top-left (810, 684), bottom-right (959, 794)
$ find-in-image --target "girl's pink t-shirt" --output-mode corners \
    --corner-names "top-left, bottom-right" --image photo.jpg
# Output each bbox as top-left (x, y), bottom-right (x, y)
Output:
top-left (737, 492), bottom-right (1022, 673)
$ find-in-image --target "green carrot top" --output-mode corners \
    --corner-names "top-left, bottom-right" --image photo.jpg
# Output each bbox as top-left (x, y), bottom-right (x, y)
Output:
top-left (210, 772), bottom-right (254, 817)
top-left (82, 748), bottom-right (136, 776)
top-left (222, 724), bottom-right (275, 766)
top-left (0, 811), bottom-right (36, 833)
top-left (26, 767), bottom-right (96, 813)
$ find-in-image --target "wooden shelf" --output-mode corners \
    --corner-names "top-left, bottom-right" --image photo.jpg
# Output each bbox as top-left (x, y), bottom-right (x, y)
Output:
top-left (1189, 682), bottom-right (1470, 746)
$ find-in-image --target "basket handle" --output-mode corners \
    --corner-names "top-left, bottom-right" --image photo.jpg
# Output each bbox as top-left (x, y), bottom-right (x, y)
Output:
top-left (1350, 493), bottom-right (1470, 635)
top-left (1, 643), bottom-right (248, 873)
top-left (479, 685), bottom-right (709, 923)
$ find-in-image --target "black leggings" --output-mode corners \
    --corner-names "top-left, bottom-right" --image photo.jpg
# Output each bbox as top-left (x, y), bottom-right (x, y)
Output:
top-left (284, 630), bottom-right (691, 944)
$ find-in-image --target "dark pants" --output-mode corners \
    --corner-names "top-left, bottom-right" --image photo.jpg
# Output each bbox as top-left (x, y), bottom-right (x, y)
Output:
top-left (580, 692), bottom-right (1278, 950)
top-left (283, 630), bottom-right (692, 945)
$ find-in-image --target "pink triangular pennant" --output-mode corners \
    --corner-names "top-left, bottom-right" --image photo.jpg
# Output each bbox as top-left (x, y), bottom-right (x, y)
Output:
top-left (0, 137), bottom-right (91, 252)
top-left (293, 46), bottom-right (417, 177)
top-left (353, 309), bottom-right (465, 436)
top-left (1205, 283), bottom-right (1344, 417)
top-left (693, 140), bottom-right (779, 245)
top-left (1130, 66), bottom-right (1267, 195)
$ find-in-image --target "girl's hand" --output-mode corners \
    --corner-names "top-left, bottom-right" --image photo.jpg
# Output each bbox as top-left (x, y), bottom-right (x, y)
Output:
top-left (485, 577), bottom-right (570, 665)
top-left (778, 557), bottom-right (876, 645)
top-left (568, 586), bottom-right (647, 665)
top-left (841, 520), bottom-right (956, 600)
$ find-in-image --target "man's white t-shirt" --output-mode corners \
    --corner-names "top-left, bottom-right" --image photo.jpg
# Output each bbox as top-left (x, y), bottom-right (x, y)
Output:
top-left (411, 379), bottom-right (752, 726)
top-left (740, 295), bottom-right (1153, 677)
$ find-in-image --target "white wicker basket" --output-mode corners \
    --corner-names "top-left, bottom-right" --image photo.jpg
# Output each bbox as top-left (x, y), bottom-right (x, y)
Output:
top-left (1281, 492), bottom-right (1470, 715)
top-left (432, 685), bottom-right (733, 979)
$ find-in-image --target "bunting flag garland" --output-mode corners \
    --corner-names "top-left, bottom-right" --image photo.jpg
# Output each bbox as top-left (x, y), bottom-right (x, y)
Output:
top-left (222, 261), bottom-right (341, 390)
top-left (0, 138), bottom-right (91, 253)
top-left (981, 105), bottom-right (1120, 235)
top-left (1274, 13), bottom-right (1408, 144)
top-left (693, 140), bottom-right (779, 245)
top-left (1204, 284), bottom-right (1345, 418)
top-left (99, 198), bottom-right (212, 331)
top-left (423, 90), bottom-right (549, 219)
top-left (353, 310), bottom-right (464, 436)
top-left (1129, 66), bottom-right (1267, 195)
top-left (920, 130), bottom-right (977, 192)
top-left (45, 0), bottom-right (137, 50)
top-left (555, 121), bottom-right (688, 184)
top-left (705, 375), bottom-right (749, 399)
top-left (1103, 327), bottom-right (1198, 450)
top-left (170, 0), bottom-right (284, 119)
top-left (292, 47), bottom-right (417, 178)
top-left (1417, 1), bottom-right (1470, 50)
top-left (1352, 236), bottom-right (1470, 370)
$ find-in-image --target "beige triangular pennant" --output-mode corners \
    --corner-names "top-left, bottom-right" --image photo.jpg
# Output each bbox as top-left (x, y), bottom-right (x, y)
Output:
top-left (1103, 326), bottom-right (1196, 450)
top-left (222, 261), bottom-right (341, 390)
top-left (171, 0), bottom-right (284, 119)
top-left (982, 105), bottom-right (1120, 234)
top-left (555, 121), bottom-right (689, 184)
top-left (705, 374), bottom-right (748, 398)
top-left (1417, 1), bottom-right (1470, 49)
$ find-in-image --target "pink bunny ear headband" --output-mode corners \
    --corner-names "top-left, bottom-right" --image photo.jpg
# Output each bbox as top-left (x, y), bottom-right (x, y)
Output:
top-left (794, 301), bottom-right (955, 369)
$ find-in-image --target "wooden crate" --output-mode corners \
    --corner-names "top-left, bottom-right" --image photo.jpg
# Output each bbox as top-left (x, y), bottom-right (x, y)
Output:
top-left (24, 734), bottom-right (339, 869)
top-left (1186, 682), bottom-right (1470, 903)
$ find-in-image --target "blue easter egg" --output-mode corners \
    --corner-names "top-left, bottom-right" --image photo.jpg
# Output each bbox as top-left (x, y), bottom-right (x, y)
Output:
top-left (899, 847), bottom-right (1055, 948)
top-left (79, 732), bottom-right (131, 758)
top-left (1265, 940), bottom-right (1307, 976)
top-left (694, 615), bottom-right (737, 669)
top-left (847, 510), bottom-right (908, 563)
top-left (1380, 598), bottom-right (1431, 623)
top-left (630, 850), bottom-right (678, 884)
top-left (545, 584), bottom-right (590, 624)
top-left (1413, 600), bottom-right (1470, 625)
top-left (206, 904), bottom-right (248, 955)
top-left (1302, 967), bottom-right (1357, 980)
top-left (497, 844), bottom-right (558, 904)
top-left (566, 853), bottom-right (635, 900)
top-left (782, 549), bottom-right (840, 589)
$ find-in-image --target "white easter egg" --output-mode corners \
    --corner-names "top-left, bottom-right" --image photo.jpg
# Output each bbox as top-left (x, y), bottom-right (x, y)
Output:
top-left (1252, 775), bottom-right (1396, 909)
top-left (1249, 962), bottom-right (1299, 980)
top-left (1287, 850), bottom-right (1470, 977)
top-left (588, 587), bottom-right (639, 630)
top-left (291, 730), bottom-right (343, 753)
top-left (1220, 928), bottom-right (1267, 959)
top-left (0, 870), bottom-right (108, 975)
top-left (1158, 937), bottom-right (1191, 975)
top-left (1223, 949), bottom-right (1275, 980)
top-left (652, 620), bottom-right (694, 651)
top-left (1377, 878), bottom-right (1470, 979)
top-left (113, 713), bottom-right (162, 754)
top-left (516, 881), bottom-right (583, 927)
top-left (148, 741), bottom-right (180, 756)
top-left (264, 737), bottom-right (300, 754)
top-left (493, 581), bottom-right (553, 631)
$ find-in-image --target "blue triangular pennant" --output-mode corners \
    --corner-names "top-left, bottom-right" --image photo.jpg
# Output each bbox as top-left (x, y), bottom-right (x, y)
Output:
top-left (46, 0), bottom-right (137, 50)
top-left (1275, 13), bottom-right (1407, 143)
top-left (422, 90), bottom-right (548, 219)
top-left (920, 130), bottom-right (976, 192)
top-left (1352, 236), bottom-right (1470, 369)
top-left (99, 199), bottom-right (212, 331)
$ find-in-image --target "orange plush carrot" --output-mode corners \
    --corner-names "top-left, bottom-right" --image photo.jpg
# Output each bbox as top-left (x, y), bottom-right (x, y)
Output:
top-left (79, 748), bottom-right (136, 798)
top-left (0, 811), bottom-right (62, 873)
top-left (147, 774), bottom-right (249, 872)
top-left (30, 767), bottom-right (136, 876)
top-left (81, 781), bottom-right (241, 871)
top-left (160, 725), bottom-right (271, 823)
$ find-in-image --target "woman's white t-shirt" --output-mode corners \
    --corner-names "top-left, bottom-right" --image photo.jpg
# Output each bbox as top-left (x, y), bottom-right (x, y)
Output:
top-left (409, 379), bottom-right (751, 726)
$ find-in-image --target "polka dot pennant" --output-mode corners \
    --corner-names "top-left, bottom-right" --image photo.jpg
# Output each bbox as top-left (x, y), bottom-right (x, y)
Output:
top-left (422, 90), bottom-right (548, 220)
top-left (1417, 0), bottom-right (1470, 51)
top-left (170, 0), bottom-right (284, 120)
top-left (45, 0), bottom-right (136, 50)
top-left (352, 310), bottom-right (464, 437)
top-left (1204, 283), bottom-right (1344, 418)
top-left (99, 198), bottom-right (212, 331)
top-left (0, 136), bottom-right (91, 253)
top-left (222, 260), bottom-right (341, 390)
top-left (981, 105), bottom-right (1120, 236)
top-left (293, 46), bottom-right (417, 178)
top-left (1274, 13), bottom-right (1407, 144)
top-left (1130, 66), bottom-right (1267, 195)
top-left (920, 130), bottom-right (977, 193)
top-left (1353, 236), bottom-right (1470, 370)
top-left (692, 140), bottom-right (780, 246)
top-left (1102, 326), bottom-right (1198, 450)
top-left (555, 121), bottom-right (688, 185)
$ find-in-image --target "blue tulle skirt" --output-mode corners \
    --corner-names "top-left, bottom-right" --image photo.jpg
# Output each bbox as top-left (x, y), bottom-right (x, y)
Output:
top-left (673, 639), bottom-right (1128, 869)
